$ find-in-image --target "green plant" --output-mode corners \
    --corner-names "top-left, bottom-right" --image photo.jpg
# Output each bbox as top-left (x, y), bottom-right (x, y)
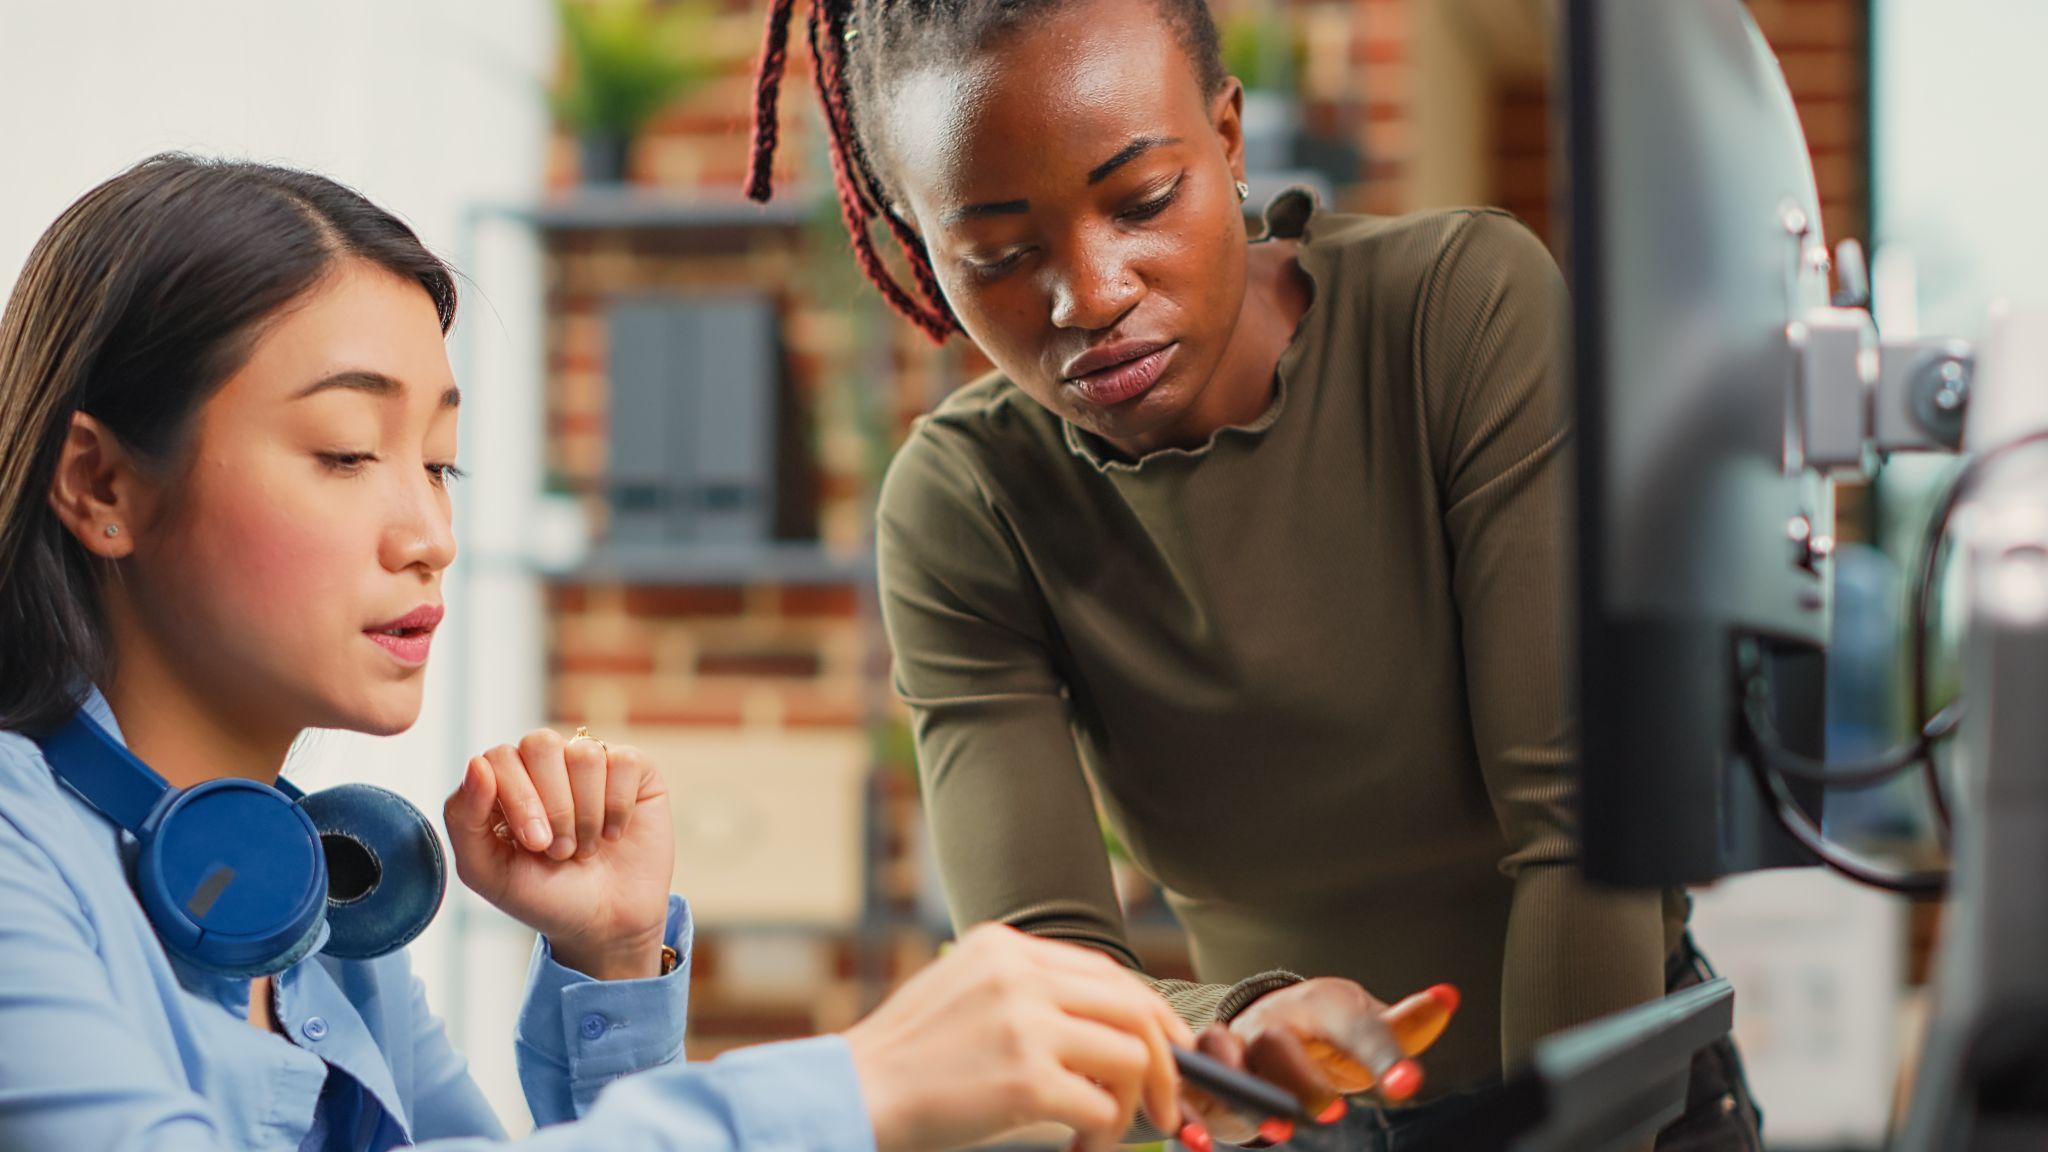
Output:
top-left (870, 715), bottom-right (920, 782)
top-left (551, 0), bottom-right (712, 139)
top-left (1220, 12), bottom-right (1302, 94)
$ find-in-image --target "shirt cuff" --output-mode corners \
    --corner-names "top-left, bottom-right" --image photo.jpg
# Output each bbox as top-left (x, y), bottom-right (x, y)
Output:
top-left (702, 1034), bottom-right (877, 1152)
top-left (1216, 969), bottom-right (1306, 1022)
top-left (516, 894), bottom-right (693, 1111)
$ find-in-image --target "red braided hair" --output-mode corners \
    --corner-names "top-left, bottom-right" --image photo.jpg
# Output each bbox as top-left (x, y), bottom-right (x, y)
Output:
top-left (746, 0), bottom-right (960, 344)
top-left (742, 0), bottom-right (797, 204)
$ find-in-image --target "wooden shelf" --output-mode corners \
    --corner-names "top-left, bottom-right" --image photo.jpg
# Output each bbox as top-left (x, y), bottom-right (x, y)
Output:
top-left (561, 540), bottom-right (874, 586)
top-left (472, 187), bottom-right (820, 232)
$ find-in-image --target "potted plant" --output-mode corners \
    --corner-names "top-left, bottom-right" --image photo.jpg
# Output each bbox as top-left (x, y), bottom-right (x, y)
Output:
top-left (552, 0), bottom-right (712, 185)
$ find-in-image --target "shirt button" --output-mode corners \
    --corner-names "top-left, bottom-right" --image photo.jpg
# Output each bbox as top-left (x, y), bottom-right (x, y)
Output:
top-left (302, 1016), bottom-right (329, 1042)
top-left (579, 1013), bottom-right (608, 1041)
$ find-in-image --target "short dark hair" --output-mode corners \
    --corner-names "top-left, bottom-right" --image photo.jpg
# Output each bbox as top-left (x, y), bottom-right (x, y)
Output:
top-left (744, 0), bottom-right (1227, 343)
top-left (0, 154), bottom-right (459, 733)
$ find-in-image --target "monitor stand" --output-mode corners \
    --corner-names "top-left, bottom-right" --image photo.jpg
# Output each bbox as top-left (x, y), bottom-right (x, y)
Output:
top-left (1379, 978), bottom-right (1735, 1152)
top-left (1509, 977), bottom-right (1735, 1152)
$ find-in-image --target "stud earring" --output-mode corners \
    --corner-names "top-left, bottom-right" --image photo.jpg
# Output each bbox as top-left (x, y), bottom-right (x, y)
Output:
top-left (103, 524), bottom-right (120, 538)
top-left (1235, 180), bottom-right (1250, 203)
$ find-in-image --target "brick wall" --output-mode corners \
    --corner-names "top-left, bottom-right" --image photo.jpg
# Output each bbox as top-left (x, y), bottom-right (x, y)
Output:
top-left (1347, 0), bottom-right (1421, 216)
top-left (548, 582), bottom-right (868, 731)
top-left (540, 5), bottom-right (924, 1050)
top-left (1753, 0), bottom-right (1869, 249)
top-left (1486, 0), bottom-right (1870, 255)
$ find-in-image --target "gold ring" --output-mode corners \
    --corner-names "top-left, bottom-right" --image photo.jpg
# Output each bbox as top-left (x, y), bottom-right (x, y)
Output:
top-left (567, 725), bottom-right (608, 752)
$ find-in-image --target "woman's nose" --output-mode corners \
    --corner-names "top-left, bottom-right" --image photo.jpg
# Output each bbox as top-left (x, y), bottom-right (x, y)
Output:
top-left (381, 476), bottom-right (456, 574)
top-left (1048, 246), bottom-right (1142, 332)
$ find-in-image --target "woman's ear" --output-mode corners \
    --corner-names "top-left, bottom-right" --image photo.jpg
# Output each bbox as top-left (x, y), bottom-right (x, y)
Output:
top-left (47, 411), bottom-right (148, 560)
top-left (1212, 76), bottom-right (1247, 185)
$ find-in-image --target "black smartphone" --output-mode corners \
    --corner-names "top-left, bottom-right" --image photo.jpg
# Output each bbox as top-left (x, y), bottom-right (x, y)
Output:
top-left (1172, 1045), bottom-right (1313, 1123)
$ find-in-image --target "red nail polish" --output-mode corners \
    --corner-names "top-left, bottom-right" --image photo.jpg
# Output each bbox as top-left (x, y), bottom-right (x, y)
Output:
top-left (1178, 1121), bottom-right (1213, 1152)
top-left (1317, 1097), bottom-right (1348, 1124)
top-left (1379, 1059), bottom-right (1423, 1102)
top-left (1427, 983), bottom-right (1462, 1015)
top-left (1257, 1117), bottom-right (1294, 1144)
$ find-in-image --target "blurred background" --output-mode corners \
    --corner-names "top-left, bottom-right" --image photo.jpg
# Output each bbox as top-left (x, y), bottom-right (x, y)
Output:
top-left (0, 1), bottom-right (2038, 1147)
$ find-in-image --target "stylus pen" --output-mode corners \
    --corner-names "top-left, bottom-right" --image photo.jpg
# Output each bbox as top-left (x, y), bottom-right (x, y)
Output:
top-left (1172, 1045), bottom-right (1313, 1123)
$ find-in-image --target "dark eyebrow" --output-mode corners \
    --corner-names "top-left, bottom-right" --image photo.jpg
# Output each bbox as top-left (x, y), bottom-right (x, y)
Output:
top-left (938, 135), bottom-right (1183, 226)
top-left (1088, 135), bottom-right (1180, 185)
top-left (294, 370), bottom-right (461, 409)
top-left (943, 198), bottom-right (1031, 225)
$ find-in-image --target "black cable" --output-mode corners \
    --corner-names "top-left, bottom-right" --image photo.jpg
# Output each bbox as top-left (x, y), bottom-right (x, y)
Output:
top-left (1740, 725), bottom-right (1948, 895)
top-left (1742, 686), bottom-right (1957, 788)
top-left (1905, 427), bottom-right (2048, 831)
top-left (1732, 640), bottom-right (1949, 893)
top-left (1910, 459), bottom-right (1966, 834)
top-left (1736, 462), bottom-right (1973, 791)
top-left (1738, 431), bottom-right (2048, 790)
top-left (1734, 428), bottom-right (2048, 894)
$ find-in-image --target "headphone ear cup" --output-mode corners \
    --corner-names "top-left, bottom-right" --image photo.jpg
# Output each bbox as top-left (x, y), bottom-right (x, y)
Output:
top-left (207, 912), bottom-right (327, 979)
top-left (297, 784), bottom-right (446, 960)
top-left (134, 779), bottom-right (328, 977)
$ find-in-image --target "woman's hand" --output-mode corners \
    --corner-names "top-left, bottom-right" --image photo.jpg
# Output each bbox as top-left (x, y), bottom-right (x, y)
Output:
top-left (844, 924), bottom-right (1193, 1152)
top-left (442, 728), bottom-right (674, 980)
top-left (1181, 977), bottom-right (1400, 1144)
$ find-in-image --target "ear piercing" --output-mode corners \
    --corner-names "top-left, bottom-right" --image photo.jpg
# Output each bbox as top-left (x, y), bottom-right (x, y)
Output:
top-left (103, 524), bottom-right (120, 538)
top-left (1235, 180), bottom-right (1251, 203)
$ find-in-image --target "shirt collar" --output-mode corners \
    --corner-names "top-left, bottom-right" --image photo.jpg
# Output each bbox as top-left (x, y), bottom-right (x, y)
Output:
top-left (79, 682), bottom-right (125, 746)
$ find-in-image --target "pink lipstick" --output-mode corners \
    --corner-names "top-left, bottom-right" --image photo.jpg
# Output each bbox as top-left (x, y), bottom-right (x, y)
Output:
top-left (365, 603), bottom-right (442, 667)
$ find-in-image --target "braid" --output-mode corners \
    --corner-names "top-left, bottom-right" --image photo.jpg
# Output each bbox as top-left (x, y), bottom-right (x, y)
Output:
top-left (821, 4), bottom-right (960, 336)
top-left (743, 0), bottom-right (798, 202)
top-left (749, 0), bottom-right (958, 342)
top-left (809, 2), bottom-right (959, 342)
top-left (746, 0), bottom-right (1225, 344)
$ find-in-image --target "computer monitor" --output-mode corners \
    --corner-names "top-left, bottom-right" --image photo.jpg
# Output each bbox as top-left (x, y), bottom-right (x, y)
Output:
top-left (1569, 0), bottom-right (1828, 885)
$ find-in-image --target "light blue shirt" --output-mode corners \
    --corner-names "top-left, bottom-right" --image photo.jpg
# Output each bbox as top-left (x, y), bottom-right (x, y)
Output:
top-left (0, 688), bottom-right (876, 1151)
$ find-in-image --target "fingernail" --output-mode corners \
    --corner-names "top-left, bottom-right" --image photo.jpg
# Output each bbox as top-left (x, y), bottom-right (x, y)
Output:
top-left (1177, 1122), bottom-right (1212, 1152)
top-left (523, 818), bottom-right (551, 850)
top-left (1257, 1118), bottom-right (1294, 1144)
top-left (457, 761), bottom-right (478, 794)
top-left (1318, 1098), bottom-right (1348, 1124)
top-left (603, 823), bottom-right (623, 841)
top-left (1379, 1059), bottom-right (1423, 1102)
top-left (575, 838), bottom-right (598, 859)
top-left (548, 834), bottom-right (575, 860)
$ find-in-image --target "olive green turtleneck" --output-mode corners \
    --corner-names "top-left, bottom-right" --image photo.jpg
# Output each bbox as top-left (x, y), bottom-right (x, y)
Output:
top-left (877, 193), bottom-right (1685, 1094)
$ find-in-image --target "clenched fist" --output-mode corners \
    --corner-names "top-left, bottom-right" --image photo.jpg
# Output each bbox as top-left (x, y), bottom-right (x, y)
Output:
top-left (442, 728), bottom-right (674, 980)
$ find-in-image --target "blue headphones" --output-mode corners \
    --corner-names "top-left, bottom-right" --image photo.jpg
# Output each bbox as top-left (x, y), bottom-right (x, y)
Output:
top-left (33, 708), bottom-right (446, 977)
